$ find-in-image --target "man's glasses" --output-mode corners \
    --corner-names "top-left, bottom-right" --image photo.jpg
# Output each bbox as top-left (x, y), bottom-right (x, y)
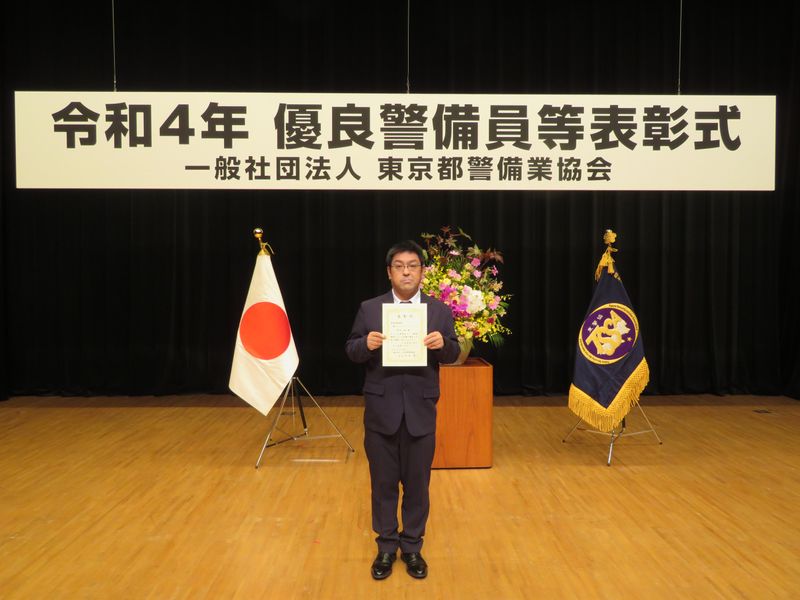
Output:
top-left (390, 262), bottom-right (422, 272)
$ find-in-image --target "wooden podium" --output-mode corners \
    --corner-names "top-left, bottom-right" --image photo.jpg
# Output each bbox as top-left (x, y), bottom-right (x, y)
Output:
top-left (432, 357), bottom-right (493, 468)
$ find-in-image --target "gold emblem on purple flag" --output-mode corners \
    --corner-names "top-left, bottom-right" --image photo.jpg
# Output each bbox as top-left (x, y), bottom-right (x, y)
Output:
top-left (578, 302), bottom-right (640, 365)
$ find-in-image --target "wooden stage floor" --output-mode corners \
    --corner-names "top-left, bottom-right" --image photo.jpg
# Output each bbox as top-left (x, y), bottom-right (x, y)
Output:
top-left (1, 394), bottom-right (798, 599)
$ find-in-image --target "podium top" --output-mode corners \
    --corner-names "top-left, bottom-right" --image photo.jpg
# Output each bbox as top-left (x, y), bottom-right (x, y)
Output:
top-left (442, 357), bottom-right (492, 369)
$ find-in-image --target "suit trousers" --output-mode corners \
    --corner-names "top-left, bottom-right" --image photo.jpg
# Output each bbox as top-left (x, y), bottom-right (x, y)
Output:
top-left (363, 416), bottom-right (436, 554)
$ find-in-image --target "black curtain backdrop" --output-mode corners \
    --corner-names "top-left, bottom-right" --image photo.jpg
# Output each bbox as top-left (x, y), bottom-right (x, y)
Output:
top-left (1, 1), bottom-right (799, 400)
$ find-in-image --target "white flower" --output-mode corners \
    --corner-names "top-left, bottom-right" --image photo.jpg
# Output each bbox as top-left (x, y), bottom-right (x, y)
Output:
top-left (466, 288), bottom-right (486, 314)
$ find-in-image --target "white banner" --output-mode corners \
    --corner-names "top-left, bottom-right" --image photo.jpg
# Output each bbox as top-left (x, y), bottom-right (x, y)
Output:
top-left (15, 91), bottom-right (775, 191)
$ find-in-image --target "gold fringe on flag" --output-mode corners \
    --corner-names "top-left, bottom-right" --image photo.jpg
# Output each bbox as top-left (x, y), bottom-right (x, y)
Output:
top-left (568, 359), bottom-right (650, 432)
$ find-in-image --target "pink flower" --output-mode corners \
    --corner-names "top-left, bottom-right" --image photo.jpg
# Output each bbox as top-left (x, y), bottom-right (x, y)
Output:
top-left (473, 270), bottom-right (481, 278)
top-left (471, 258), bottom-right (481, 267)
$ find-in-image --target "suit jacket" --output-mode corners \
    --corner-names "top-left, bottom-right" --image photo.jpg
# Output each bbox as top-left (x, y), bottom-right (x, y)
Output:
top-left (346, 291), bottom-right (460, 436)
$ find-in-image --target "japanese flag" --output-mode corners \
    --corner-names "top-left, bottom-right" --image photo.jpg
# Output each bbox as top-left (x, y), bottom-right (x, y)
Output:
top-left (229, 254), bottom-right (299, 415)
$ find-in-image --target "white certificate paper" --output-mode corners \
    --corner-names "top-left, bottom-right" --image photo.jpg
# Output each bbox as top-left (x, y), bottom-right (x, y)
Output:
top-left (381, 303), bottom-right (427, 367)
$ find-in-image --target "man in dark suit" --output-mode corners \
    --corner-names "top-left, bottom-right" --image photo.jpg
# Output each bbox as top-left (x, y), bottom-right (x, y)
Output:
top-left (346, 240), bottom-right (459, 580)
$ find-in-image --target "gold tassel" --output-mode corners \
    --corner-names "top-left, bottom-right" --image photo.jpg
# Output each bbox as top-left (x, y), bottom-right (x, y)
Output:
top-left (594, 230), bottom-right (618, 281)
top-left (568, 359), bottom-right (650, 432)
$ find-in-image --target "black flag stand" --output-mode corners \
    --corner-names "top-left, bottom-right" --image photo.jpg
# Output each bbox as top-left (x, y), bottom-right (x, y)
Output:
top-left (255, 376), bottom-right (355, 468)
top-left (562, 404), bottom-right (662, 466)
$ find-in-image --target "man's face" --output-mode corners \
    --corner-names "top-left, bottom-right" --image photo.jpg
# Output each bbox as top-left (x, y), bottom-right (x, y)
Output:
top-left (387, 250), bottom-right (423, 300)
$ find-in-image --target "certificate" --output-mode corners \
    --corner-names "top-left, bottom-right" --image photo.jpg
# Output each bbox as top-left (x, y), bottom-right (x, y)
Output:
top-left (381, 303), bottom-right (427, 367)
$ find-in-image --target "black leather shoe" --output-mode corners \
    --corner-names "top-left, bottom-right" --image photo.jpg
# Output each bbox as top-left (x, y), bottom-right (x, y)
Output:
top-left (371, 551), bottom-right (396, 580)
top-left (401, 552), bottom-right (428, 579)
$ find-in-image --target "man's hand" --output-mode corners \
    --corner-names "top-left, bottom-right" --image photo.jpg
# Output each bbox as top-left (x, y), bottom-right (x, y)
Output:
top-left (366, 331), bottom-right (386, 351)
top-left (423, 331), bottom-right (445, 350)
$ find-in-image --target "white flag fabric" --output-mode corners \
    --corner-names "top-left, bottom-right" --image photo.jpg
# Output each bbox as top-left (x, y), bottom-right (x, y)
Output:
top-left (229, 254), bottom-right (299, 415)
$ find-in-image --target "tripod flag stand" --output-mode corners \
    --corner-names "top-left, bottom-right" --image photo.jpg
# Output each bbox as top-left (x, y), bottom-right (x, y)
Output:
top-left (254, 376), bottom-right (355, 468)
top-left (562, 404), bottom-right (662, 466)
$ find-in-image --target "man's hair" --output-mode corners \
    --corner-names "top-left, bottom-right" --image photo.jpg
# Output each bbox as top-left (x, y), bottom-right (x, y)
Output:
top-left (385, 240), bottom-right (424, 266)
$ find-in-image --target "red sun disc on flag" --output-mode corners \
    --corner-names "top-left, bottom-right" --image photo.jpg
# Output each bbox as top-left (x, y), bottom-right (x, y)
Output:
top-left (239, 302), bottom-right (292, 360)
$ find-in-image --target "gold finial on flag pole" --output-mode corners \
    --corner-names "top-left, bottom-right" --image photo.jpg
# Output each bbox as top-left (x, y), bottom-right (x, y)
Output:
top-left (594, 229), bottom-right (618, 281)
top-left (253, 228), bottom-right (275, 256)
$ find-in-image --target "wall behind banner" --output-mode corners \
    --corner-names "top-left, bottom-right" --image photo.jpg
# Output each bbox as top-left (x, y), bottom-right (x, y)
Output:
top-left (1, 1), bottom-right (799, 400)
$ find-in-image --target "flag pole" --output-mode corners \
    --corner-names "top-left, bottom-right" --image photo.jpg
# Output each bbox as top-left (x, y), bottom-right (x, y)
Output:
top-left (564, 230), bottom-right (661, 465)
top-left (248, 228), bottom-right (355, 468)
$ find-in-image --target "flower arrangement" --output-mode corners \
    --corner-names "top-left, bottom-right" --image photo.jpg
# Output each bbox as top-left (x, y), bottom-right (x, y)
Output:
top-left (420, 227), bottom-right (510, 352)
